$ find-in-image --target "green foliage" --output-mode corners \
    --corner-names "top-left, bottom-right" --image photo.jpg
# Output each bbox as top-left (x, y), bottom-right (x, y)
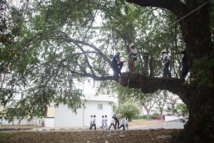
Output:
top-left (120, 100), bottom-right (140, 121)
top-left (152, 112), bottom-right (160, 117)
top-left (176, 103), bottom-right (188, 116)
top-left (194, 55), bottom-right (214, 88)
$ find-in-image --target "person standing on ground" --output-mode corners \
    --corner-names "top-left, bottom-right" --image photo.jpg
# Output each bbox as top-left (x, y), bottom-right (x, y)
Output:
top-left (129, 43), bottom-right (138, 73)
top-left (111, 51), bottom-right (125, 75)
top-left (108, 116), bottom-right (116, 130)
top-left (104, 115), bottom-right (108, 130)
top-left (100, 115), bottom-right (104, 130)
top-left (173, 50), bottom-right (189, 81)
top-left (114, 112), bottom-right (119, 129)
top-left (118, 116), bottom-right (125, 130)
top-left (89, 115), bottom-right (93, 129)
top-left (90, 115), bottom-right (96, 130)
top-left (125, 117), bottom-right (128, 129)
top-left (162, 51), bottom-right (171, 78)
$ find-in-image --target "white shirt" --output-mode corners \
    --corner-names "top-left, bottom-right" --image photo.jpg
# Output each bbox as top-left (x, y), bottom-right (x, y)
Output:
top-left (102, 118), bottom-right (104, 124)
top-left (93, 118), bottom-right (96, 124)
top-left (90, 117), bottom-right (93, 124)
top-left (163, 53), bottom-right (169, 64)
top-left (111, 118), bottom-right (114, 124)
top-left (120, 118), bottom-right (124, 125)
top-left (125, 118), bottom-right (128, 124)
top-left (131, 48), bottom-right (137, 54)
top-left (104, 117), bottom-right (108, 124)
top-left (0, 119), bottom-right (1, 122)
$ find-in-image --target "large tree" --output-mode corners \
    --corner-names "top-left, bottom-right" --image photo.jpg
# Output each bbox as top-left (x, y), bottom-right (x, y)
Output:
top-left (124, 0), bottom-right (214, 142)
top-left (0, 0), bottom-right (213, 142)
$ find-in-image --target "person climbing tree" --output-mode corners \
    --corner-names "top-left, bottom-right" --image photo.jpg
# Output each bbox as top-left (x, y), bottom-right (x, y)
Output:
top-left (173, 50), bottom-right (189, 81)
top-left (129, 43), bottom-right (138, 73)
top-left (111, 51), bottom-right (125, 75)
top-left (162, 51), bottom-right (171, 78)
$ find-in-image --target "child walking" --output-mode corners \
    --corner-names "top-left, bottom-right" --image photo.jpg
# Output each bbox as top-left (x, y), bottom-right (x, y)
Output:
top-left (108, 116), bottom-right (116, 130)
top-left (104, 115), bottom-right (108, 130)
top-left (100, 115), bottom-right (104, 130)
top-left (90, 115), bottom-right (96, 130)
top-left (118, 116), bottom-right (125, 130)
top-left (89, 115), bottom-right (93, 129)
top-left (125, 117), bottom-right (128, 129)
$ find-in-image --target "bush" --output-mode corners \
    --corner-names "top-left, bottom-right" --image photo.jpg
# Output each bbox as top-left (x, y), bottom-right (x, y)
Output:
top-left (120, 101), bottom-right (141, 121)
top-left (152, 112), bottom-right (160, 117)
top-left (154, 116), bottom-right (163, 120)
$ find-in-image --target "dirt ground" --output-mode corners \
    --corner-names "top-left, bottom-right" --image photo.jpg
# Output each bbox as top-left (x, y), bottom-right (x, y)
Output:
top-left (0, 125), bottom-right (42, 128)
top-left (0, 129), bottom-right (180, 143)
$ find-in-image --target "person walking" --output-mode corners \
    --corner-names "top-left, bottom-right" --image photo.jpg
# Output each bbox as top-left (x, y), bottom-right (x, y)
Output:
top-left (114, 112), bottom-right (119, 129)
top-left (104, 115), bottom-right (108, 130)
top-left (90, 115), bottom-right (96, 130)
top-left (129, 43), bottom-right (138, 73)
top-left (111, 51), bottom-right (125, 75)
top-left (89, 115), bottom-right (93, 129)
top-left (125, 117), bottom-right (128, 129)
top-left (100, 115), bottom-right (104, 130)
top-left (173, 50), bottom-right (189, 81)
top-left (162, 51), bottom-right (171, 78)
top-left (118, 116), bottom-right (125, 130)
top-left (108, 116), bottom-right (116, 130)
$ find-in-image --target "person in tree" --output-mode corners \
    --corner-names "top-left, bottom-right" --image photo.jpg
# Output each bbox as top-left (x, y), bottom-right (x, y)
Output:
top-left (129, 43), bottom-right (138, 73)
top-left (173, 50), bottom-right (189, 81)
top-left (111, 51), bottom-right (125, 75)
top-left (162, 51), bottom-right (171, 78)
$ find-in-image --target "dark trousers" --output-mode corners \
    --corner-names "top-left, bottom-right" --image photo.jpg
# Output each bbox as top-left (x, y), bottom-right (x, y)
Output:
top-left (90, 124), bottom-right (96, 130)
top-left (119, 124), bottom-right (125, 130)
top-left (112, 62), bottom-right (123, 74)
top-left (182, 60), bottom-right (189, 79)
top-left (163, 61), bottom-right (171, 77)
top-left (108, 123), bottom-right (115, 130)
top-left (115, 119), bottom-right (119, 128)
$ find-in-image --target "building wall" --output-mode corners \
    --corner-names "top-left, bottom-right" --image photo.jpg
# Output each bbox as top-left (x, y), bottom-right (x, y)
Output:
top-left (54, 101), bottom-right (113, 128)
top-left (2, 117), bottom-right (38, 125)
top-left (54, 103), bottom-right (84, 128)
top-left (44, 118), bottom-right (54, 128)
top-left (83, 101), bottom-right (113, 127)
top-left (47, 106), bottom-right (55, 117)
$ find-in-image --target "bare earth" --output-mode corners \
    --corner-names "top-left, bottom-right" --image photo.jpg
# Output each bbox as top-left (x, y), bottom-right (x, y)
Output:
top-left (0, 129), bottom-right (180, 143)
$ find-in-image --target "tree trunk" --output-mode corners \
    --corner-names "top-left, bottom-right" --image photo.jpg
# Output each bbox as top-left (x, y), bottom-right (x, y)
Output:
top-left (146, 109), bottom-right (150, 120)
top-left (124, 0), bottom-right (214, 142)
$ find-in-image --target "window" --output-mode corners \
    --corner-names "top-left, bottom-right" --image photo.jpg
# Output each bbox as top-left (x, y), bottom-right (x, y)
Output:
top-left (98, 104), bottom-right (103, 110)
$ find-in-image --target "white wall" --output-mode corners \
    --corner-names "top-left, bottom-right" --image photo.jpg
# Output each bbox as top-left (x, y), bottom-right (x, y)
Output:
top-left (165, 115), bottom-right (184, 122)
top-left (54, 101), bottom-right (113, 128)
top-left (2, 117), bottom-right (38, 125)
top-left (54, 103), bottom-right (84, 128)
top-left (84, 101), bottom-right (113, 127)
top-left (44, 118), bottom-right (54, 128)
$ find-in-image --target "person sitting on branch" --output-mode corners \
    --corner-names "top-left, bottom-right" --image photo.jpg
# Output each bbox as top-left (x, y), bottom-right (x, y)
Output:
top-left (129, 43), bottom-right (137, 73)
top-left (111, 51), bottom-right (125, 75)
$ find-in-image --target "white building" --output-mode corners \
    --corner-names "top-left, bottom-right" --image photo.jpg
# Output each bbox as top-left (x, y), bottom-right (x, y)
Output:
top-left (44, 80), bottom-right (118, 128)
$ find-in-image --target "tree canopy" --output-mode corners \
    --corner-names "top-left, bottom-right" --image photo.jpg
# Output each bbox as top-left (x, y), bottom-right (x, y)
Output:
top-left (1, 0), bottom-right (214, 141)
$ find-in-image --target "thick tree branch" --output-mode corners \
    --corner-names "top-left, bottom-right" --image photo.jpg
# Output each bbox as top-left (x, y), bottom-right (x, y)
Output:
top-left (126, 0), bottom-right (186, 15)
top-left (120, 73), bottom-right (190, 105)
